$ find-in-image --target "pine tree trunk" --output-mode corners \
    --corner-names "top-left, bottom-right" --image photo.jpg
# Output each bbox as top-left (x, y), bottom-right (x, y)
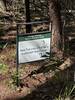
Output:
top-left (48, 0), bottom-right (62, 56)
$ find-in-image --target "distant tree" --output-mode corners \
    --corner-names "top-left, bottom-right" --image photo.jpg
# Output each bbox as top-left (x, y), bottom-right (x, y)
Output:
top-left (25, 0), bottom-right (31, 33)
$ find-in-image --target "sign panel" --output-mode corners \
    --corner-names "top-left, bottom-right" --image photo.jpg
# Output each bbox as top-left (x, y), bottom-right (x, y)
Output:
top-left (18, 32), bottom-right (51, 64)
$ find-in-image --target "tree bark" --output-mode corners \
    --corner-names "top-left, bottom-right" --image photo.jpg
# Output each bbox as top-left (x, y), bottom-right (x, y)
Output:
top-left (48, 0), bottom-right (62, 54)
top-left (25, 0), bottom-right (32, 33)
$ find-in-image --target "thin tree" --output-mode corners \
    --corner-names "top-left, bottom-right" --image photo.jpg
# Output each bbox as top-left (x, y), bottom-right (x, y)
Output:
top-left (25, 0), bottom-right (31, 33)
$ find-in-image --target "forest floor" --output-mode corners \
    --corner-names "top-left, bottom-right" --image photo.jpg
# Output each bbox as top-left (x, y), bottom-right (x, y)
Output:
top-left (0, 18), bottom-right (75, 100)
top-left (0, 44), bottom-right (75, 100)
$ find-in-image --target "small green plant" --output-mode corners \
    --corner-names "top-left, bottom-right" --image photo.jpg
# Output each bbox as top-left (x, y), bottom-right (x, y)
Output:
top-left (0, 28), bottom-right (4, 36)
top-left (0, 63), bottom-right (8, 74)
top-left (11, 71), bottom-right (21, 87)
top-left (63, 85), bottom-right (75, 97)
top-left (0, 43), bottom-right (4, 49)
top-left (55, 83), bottom-right (75, 100)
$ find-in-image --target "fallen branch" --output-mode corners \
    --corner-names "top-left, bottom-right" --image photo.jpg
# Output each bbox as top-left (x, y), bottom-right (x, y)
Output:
top-left (48, 57), bottom-right (75, 78)
top-left (4, 58), bottom-right (75, 100)
top-left (58, 58), bottom-right (74, 70)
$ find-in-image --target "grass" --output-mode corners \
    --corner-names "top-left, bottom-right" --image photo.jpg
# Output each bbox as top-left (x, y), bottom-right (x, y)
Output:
top-left (0, 43), bottom-right (5, 49)
top-left (0, 63), bottom-right (8, 75)
top-left (55, 83), bottom-right (75, 100)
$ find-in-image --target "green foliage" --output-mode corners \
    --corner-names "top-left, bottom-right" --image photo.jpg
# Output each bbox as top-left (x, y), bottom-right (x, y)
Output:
top-left (11, 71), bottom-right (21, 87)
top-left (55, 82), bottom-right (75, 100)
top-left (0, 43), bottom-right (7, 49)
top-left (0, 29), bottom-right (4, 36)
top-left (0, 63), bottom-right (8, 74)
top-left (0, 44), bottom-right (3, 49)
top-left (0, 24), bottom-right (5, 36)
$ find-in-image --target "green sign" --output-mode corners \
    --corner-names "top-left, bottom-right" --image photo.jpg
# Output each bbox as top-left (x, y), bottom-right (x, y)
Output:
top-left (19, 32), bottom-right (51, 41)
top-left (17, 32), bottom-right (51, 64)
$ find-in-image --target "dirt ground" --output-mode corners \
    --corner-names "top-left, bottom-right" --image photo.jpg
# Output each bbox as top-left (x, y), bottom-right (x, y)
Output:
top-left (0, 44), bottom-right (75, 100)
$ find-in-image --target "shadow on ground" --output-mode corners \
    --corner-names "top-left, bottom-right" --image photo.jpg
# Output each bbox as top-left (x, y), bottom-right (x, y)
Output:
top-left (5, 63), bottom-right (75, 100)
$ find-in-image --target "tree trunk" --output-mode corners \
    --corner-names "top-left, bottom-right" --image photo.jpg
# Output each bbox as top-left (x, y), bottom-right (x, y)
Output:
top-left (48, 0), bottom-right (62, 55)
top-left (25, 0), bottom-right (31, 33)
